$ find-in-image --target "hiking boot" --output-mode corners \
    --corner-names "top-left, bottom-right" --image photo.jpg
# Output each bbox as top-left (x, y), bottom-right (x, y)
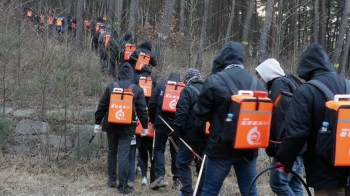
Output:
top-left (107, 179), bottom-right (116, 187)
top-left (141, 177), bottom-right (147, 186)
top-left (149, 176), bottom-right (168, 189)
top-left (172, 179), bottom-right (182, 190)
top-left (117, 185), bottom-right (134, 194)
top-left (107, 178), bottom-right (117, 187)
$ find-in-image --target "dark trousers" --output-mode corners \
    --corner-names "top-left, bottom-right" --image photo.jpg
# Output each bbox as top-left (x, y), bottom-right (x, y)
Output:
top-left (177, 142), bottom-right (206, 196)
top-left (154, 124), bottom-right (179, 181)
top-left (107, 133), bottom-right (132, 188)
top-left (136, 135), bottom-right (155, 183)
top-left (128, 144), bottom-right (136, 182)
top-left (109, 58), bottom-right (117, 80)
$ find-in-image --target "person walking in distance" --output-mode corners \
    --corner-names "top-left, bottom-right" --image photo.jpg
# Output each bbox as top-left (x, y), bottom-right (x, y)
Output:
top-left (173, 68), bottom-right (207, 196)
top-left (194, 41), bottom-right (265, 196)
top-left (94, 62), bottom-right (148, 194)
top-left (148, 73), bottom-right (182, 190)
top-left (255, 58), bottom-right (304, 196)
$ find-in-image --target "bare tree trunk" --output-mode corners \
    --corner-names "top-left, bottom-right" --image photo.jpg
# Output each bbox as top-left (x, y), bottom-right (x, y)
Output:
top-left (107, 0), bottom-right (115, 24)
top-left (332, 0), bottom-right (350, 71)
top-left (291, 0), bottom-right (298, 69)
top-left (195, 0), bottom-right (209, 69)
top-left (129, 0), bottom-right (138, 38)
top-left (341, 25), bottom-right (350, 76)
top-left (179, 0), bottom-right (185, 32)
top-left (17, 5), bottom-right (21, 90)
top-left (270, 5), bottom-right (276, 57)
top-left (275, 0), bottom-right (283, 60)
top-left (115, 0), bottom-right (122, 33)
top-left (76, 0), bottom-right (84, 48)
top-left (258, 0), bottom-right (274, 63)
top-left (313, 0), bottom-right (319, 42)
top-left (319, 0), bottom-right (326, 48)
top-left (224, 0), bottom-right (236, 43)
top-left (241, 0), bottom-right (255, 52)
top-left (156, 0), bottom-right (176, 70)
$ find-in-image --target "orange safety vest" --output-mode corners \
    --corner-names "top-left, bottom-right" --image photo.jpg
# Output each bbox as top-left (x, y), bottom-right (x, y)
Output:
top-left (230, 90), bottom-right (273, 149)
top-left (135, 117), bottom-right (154, 137)
top-left (162, 81), bottom-right (185, 113)
top-left (27, 10), bottom-right (33, 18)
top-left (56, 19), bottom-right (62, 27)
top-left (108, 87), bottom-right (134, 124)
top-left (104, 34), bottom-right (111, 48)
top-left (47, 16), bottom-right (54, 25)
top-left (138, 77), bottom-right (153, 97)
top-left (40, 15), bottom-right (45, 24)
top-left (84, 20), bottom-right (91, 31)
top-left (123, 43), bottom-right (137, 61)
top-left (135, 52), bottom-right (151, 71)
top-left (71, 22), bottom-right (76, 29)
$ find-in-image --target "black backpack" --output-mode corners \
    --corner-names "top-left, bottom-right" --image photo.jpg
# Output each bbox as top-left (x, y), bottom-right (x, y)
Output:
top-left (266, 74), bottom-right (303, 157)
top-left (308, 79), bottom-right (350, 166)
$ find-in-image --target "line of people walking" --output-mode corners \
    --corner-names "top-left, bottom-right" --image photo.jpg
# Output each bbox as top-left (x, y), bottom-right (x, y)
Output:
top-left (93, 40), bottom-right (349, 196)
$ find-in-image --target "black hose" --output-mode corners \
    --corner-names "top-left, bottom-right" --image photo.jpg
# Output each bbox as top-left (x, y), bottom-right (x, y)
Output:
top-left (246, 165), bottom-right (312, 196)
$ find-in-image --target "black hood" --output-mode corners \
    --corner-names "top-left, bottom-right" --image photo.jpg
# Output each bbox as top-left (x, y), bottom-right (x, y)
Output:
top-left (141, 40), bottom-right (152, 51)
top-left (118, 62), bottom-right (134, 81)
top-left (211, 41), bottom-right (245, 74)
top-left (112, 30), bottom-right (118, 39)
top-left (123, 32), bottom-right (132, 41)
top-left (297, 42), bottom-right (334, 81)
top-left (168, 73), bottom-right (181, 82)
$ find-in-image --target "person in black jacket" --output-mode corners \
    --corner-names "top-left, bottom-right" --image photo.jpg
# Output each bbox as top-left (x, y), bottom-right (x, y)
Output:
top-left (148, 73), bottom-right (181, 190)
top-left (91, 17), bottom-right (103, 52)
top-left (194, 41), bottom-right (264, 196)
top-left (108, 30), bottom-right (120, 80)
top-left (255, 58), bottom-right (304, 196)
top-left (275, 42), bottom-right (349, 196)
top-left (133, 64), bottom-right (157, 185)
top-left (119, 31), bottom-right (135, 65)
top-left (173, 68), bottom-right (206, 196)
top-left (129, 39), bottom-right (157, 75)
top-left (94, 62), bottom-right (148, 194)
top-left (98, 24), bottom-right (112, 71)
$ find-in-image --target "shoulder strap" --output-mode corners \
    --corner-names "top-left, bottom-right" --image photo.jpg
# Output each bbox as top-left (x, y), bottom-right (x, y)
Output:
top-left (307, 80), bottom-right (334, 101)
top-left (187, 85), bottom-right (200, 95)
top-left (217, 71), bottom-right (238, 95)
top-left (128, 83), bottom-right (136, 90)
top-left (285, 74), bottom-right (303, 87)
top-left (346, 80), bottom-right (350, 94)
top-left (113, 82), bottom-right (120, 88)
top-left (249, 77), bottom-right (258, 90)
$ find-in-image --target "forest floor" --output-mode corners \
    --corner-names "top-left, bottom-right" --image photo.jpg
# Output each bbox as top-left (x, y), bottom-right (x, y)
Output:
top-left (0, 151), bottom-right (284, 196)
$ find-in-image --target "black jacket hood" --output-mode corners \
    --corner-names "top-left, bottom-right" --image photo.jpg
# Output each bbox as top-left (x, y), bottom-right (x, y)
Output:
top-left (297, 42), bottom-right (334, 81)
top-left (123, 32), bottom-right (132, 41)
top-left (141, 40), bottom-right (152, 51)
top-left (168, 73), bottom-right (181, 82)
top-left (112, 30), bottom-right (118, 39)
top-left (106, 24), bottom-right (112, 31)
top-left (211, 41), bottom-right (245, 74)
top-left (118, 62), bottom-right (134, 81)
